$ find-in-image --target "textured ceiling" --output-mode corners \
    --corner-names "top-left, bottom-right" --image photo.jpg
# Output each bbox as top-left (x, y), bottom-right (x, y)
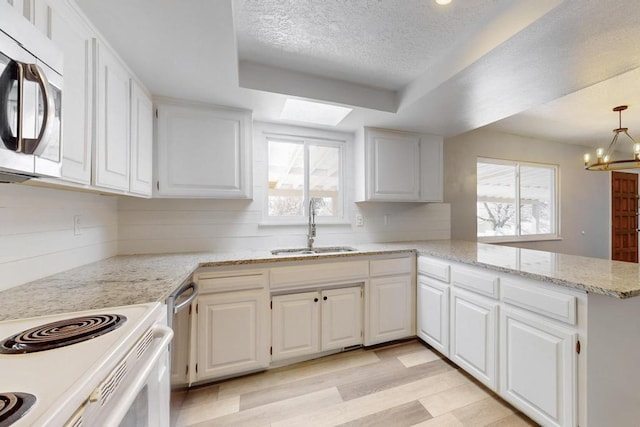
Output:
top-left (234, 0), bottom-right (502, 90)
top-left (75, 0), bottom-right (640, 145)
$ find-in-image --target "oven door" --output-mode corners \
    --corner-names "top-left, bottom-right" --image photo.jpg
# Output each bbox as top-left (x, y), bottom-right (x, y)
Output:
top-left (66, 324), bottom-right (173, 427)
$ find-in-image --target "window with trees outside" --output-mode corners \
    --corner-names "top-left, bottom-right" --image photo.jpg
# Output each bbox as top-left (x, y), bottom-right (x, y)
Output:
top-left (267, 136), bottom-right (343, 221)
top-left (477, 158), bottom-right (558, 242)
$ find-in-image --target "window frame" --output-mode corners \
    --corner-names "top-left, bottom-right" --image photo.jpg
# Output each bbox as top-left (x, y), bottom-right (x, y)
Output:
top-left (263, 132), bottom-right (347, 225)
top-left (476, 157), bottom-right (560, 243)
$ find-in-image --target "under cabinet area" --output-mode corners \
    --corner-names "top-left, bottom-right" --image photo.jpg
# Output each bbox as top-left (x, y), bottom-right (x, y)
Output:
top-left (155, 100), bottom-right (252, 199)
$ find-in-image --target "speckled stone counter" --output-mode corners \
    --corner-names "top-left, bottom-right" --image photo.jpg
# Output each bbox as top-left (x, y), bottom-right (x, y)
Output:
top-left (2, 240), bottom-right (640, 321)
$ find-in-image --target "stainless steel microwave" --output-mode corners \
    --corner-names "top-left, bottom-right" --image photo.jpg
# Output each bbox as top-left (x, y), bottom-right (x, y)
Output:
top-left (0, 13), bottom-right (62, 183)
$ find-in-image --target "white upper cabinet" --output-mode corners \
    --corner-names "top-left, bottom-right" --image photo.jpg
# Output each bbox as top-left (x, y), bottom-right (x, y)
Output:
top-left (93, 39), bottom-right (130, 191)
top-left (49, 1), bottom-right (93, 184)
top-left (155, 100), bottom-right (252, 199)
top-left (355, 127), bottom-right (443, 202)
top-left (129, 79), bottom-right (153, 196)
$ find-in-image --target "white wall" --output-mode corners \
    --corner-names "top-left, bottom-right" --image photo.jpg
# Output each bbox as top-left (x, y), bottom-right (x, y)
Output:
top-left (444, 128), bottom-right (609, 259)
top-left (118, 122), bottom-right (451, 254)
top-left (0, 184), bottom-right (118, 291)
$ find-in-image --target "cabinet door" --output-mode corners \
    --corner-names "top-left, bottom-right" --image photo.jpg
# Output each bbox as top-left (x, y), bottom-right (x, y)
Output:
top-left (500, 307), bottom-right (576, 427)
top-left (129, 80), bottom-right (153, 196)
top-left (50, 5), bottom-right (93, 184)
top-left (417, 276), bottom-right (449, 356)
top-left (366, 129), bottom-right (420, 201)
top-left (450, 288), bottom-right (498, 390)
top-left (94, 40), bottom-right (130, 191)
top-left (368, 275), bottom-right (413, 345)
top-left (196, 291), bottom-right (269, 381)
top-left (272, 292), bottom-right (319, 361)
top-left (321, 287), bottom-right (363, 351)
top-left (155, 102), bottom-right (252, 198)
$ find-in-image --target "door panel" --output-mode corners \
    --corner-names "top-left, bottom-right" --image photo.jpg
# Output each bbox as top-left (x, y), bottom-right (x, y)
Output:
top-left (612, 171), bottom-right (638, 262)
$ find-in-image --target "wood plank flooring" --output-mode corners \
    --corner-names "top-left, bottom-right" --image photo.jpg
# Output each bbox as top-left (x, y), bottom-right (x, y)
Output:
top-left (170, 340), bottom-right (538, 427)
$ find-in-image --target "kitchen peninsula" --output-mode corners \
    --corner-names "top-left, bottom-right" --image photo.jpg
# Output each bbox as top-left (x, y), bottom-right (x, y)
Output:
top-left (2, 240), bottom-right (640, 427)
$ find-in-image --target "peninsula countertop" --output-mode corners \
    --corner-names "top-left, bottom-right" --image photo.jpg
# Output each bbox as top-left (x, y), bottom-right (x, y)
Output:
top-left (2, 240), bottom-right (640, 321)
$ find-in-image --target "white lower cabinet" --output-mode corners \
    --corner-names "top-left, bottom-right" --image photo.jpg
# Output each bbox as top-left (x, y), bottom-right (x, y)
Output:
top-left (450, 288), bottom-right (498, 390)
top-left (321, 287), bottom-right (363, 351)
top-left (417, 275), bottom-right (449, 356)
top-left (368, 275), bottom-right (413, 345)
top-left (195, 290), bottom-right (269, 382)
top-left (272, 286), bottom-right (363, 362)
top-left (500, 307), bottom-right (576, 427)
top-left (271, 291), bottom-right (319, 361)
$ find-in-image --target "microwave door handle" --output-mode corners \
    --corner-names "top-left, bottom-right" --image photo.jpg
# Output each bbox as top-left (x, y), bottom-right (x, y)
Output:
top-left (0, 61), bottom-right (24, 151)
top-left (21, 63), bottom-right (52, 155)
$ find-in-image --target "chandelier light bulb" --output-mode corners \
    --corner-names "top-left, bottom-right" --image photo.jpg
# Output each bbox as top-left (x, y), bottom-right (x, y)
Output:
top-left (585, 106), bottom-right (640, 171)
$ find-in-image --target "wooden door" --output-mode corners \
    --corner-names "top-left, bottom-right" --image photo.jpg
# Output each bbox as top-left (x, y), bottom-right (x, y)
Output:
top-left (612, 171), bottom-right (638, 262)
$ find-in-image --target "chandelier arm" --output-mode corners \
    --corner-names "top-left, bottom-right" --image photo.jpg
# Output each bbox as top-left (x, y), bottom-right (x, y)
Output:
top-left (623, 130), bottom-right (637, 144)
top-left (604, 133), bottom-right (619, 158)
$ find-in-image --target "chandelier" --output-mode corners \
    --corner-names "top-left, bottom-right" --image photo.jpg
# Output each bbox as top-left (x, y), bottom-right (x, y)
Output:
top-left (584, 106), bottom-right (640, 171)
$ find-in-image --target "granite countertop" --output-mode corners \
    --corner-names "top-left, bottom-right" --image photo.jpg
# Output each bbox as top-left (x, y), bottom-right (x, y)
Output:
top-left (1, 240), bottom-right (640, 321)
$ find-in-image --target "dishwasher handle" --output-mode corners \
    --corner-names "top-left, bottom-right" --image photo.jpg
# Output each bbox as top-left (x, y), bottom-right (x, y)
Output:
top-left (173, 282), bottom-right (198, 314)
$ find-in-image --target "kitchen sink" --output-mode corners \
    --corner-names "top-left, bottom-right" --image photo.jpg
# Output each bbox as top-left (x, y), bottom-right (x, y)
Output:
top-left (271, 246), bottom-right (358, 256)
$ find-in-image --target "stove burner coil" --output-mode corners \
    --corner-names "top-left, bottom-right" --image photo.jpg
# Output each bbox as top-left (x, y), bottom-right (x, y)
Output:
top-left (0, 392), bottom-right (36, 426)
top-left (0, 314), bottom-right (126, 354)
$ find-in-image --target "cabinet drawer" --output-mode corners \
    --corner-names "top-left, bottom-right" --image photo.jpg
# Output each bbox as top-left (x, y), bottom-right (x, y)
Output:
top-left (370, 256), bottom-right (413, 277)
top-left (501, 278), bottom-right (577, 325)
top-left (417, 257), bottom-right (450, 283)
top-left (451, 266), bottom-right (499, 299)
top-left (270, 260), bottom-right (369, 290)
top-left (196, 270), bottom-right (268, 294)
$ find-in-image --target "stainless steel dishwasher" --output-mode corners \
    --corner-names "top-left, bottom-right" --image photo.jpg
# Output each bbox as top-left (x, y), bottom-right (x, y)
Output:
top-left (166, 278), bottom-right (198, 388)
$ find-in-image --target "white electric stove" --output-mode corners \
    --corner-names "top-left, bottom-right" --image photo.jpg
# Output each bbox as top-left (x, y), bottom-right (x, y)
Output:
top-left (0, 302), bottom-right (173, 426)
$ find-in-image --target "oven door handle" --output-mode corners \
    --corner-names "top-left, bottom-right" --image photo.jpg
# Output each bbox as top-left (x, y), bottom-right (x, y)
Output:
top-left (101, 325), bottom-right (174, 427)
top-left (173, 282), bottom-right (198, 314)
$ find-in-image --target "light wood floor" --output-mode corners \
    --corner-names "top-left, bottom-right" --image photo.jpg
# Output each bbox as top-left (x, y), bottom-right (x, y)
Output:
top-left (170, 340), bottom-right (538, 427)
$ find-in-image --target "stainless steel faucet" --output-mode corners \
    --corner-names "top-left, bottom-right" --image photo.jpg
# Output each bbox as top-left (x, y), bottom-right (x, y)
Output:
top-left (307, 198), bottom-right (317, 250)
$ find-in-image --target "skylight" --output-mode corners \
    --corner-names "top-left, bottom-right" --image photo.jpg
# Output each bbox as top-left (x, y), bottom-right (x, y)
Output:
top-left (280, 99), bottom-right (352, 126)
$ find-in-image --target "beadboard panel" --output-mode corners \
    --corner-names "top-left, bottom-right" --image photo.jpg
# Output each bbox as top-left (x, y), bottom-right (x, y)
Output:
top-left (0, 184), bottom-right (118, 291)
top-left (118, 198), bottom-right (450, 254)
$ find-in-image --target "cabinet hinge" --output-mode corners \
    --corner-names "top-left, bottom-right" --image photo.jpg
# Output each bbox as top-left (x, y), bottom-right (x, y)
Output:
top-left (576, 340), bottom-right (581, 355)
top-left (270, 300), bottom-right (272, 310)
top-left (195, 363), bottom-right (198, 373)
top-left (185, 365), bottom-right (189, 375)
top-left (196, 303), bottom-right (199, 314)
top-left (155, 109), bottom-right (158, 118)
top-left (270, 346), bottom-right (272, 355)
top-left (156, 181), bottom-right (160, 191)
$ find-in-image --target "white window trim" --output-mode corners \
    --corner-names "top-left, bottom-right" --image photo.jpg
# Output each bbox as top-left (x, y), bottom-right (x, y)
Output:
top-left (477, 157), bottom-right (560, 243)
top-left (261, 131), bottom-right (347, 226)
